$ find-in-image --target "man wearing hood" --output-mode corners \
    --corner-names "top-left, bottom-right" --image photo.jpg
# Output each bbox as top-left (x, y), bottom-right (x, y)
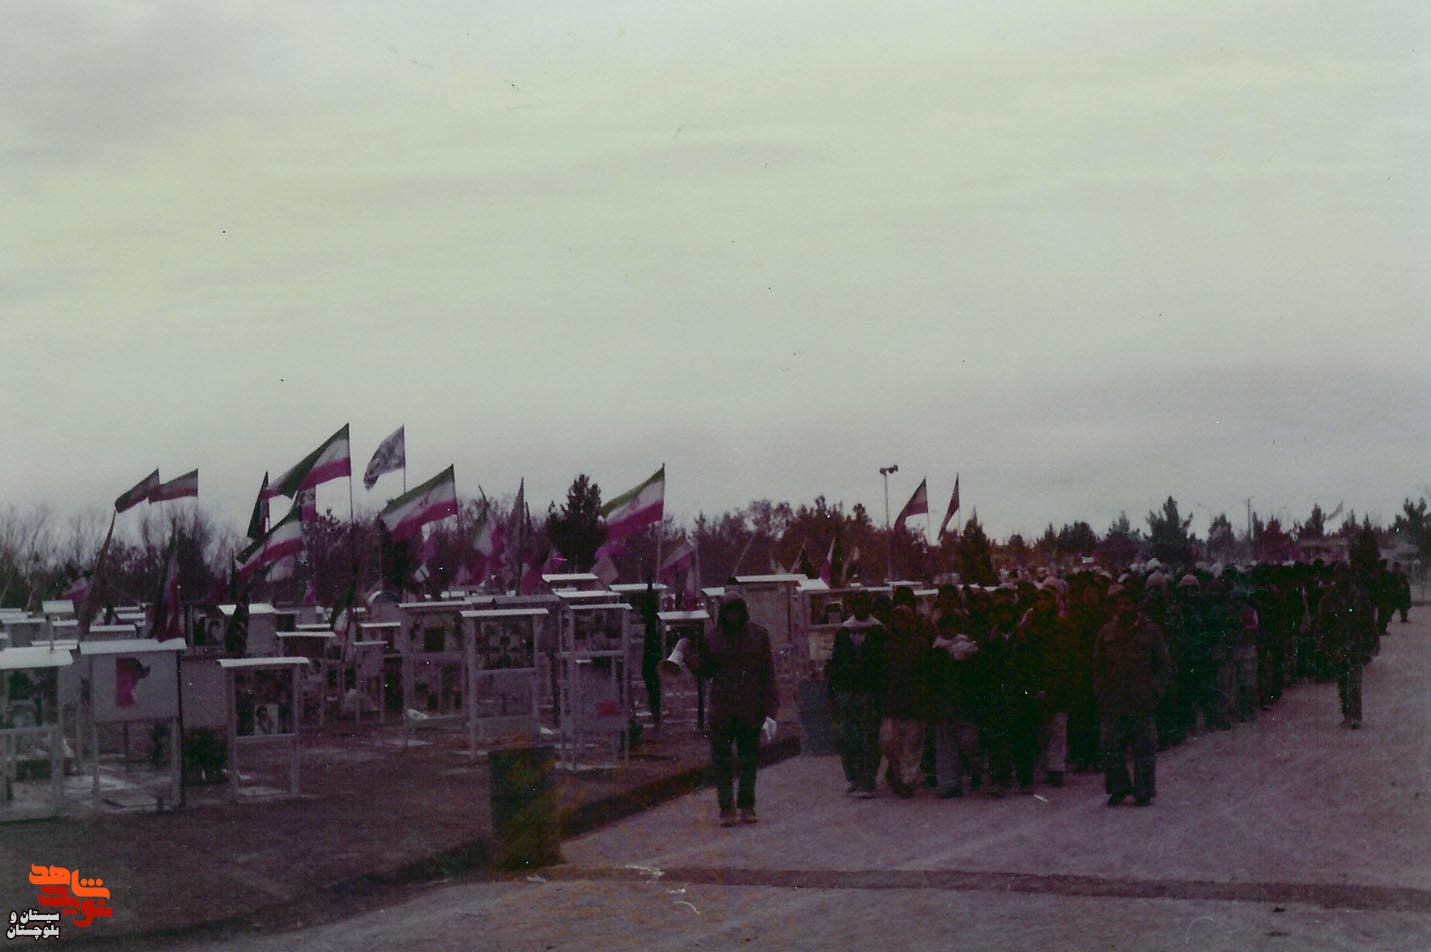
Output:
top-left (688, 596), bottom-right (780, 826)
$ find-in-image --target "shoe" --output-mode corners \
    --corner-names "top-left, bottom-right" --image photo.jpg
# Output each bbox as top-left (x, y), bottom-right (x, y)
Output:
top-left (845, 782), bottom-right (858, 795)
top-left (938, 787), bottom-right (963, 799)
top-left (893, 781), bottom-right (914, 799)
top-left (1133, 796), bottom-right (1152, 807)
top-left (1045, 772), bottom-right (1064, 788)
top-left (1107, 792), bottom-right (1128, 807)
top-left (740, 808), bottom-right (759, 824)
top-left (719, 808), bottom-right (738, 827)
top-left (986, 786), bottom-right (1007, 800)
top-left (855, 789), bottom-right (876, 799)
top-left (1350, 721), bottom-right (1361, 730)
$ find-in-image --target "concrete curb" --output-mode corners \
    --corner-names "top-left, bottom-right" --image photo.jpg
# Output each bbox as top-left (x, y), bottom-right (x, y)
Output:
top-left (86, 735), bottom-right (804, 946)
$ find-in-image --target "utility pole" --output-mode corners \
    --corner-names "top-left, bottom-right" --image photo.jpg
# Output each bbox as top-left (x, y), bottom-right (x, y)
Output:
top-left (880, 464), bottom-right (899, 583)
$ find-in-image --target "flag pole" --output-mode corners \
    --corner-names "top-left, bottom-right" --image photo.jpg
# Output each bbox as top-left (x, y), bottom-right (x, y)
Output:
top-left (654, 462), bottom-right (665, 587)
top-left (348, 467), bottom-right (358, 585)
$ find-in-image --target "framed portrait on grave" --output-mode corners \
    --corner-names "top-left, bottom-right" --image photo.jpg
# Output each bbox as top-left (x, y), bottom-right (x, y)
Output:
top-left (570, 607), bottom-right (624, 654)
top-left (234, 668), bottom-right (295, 737)
top-left (1, 668), bottom-right (59, 729)
top-left (420, 614), bottom-right (462, 653)
top-left (475, 615), bottom-right (536, 670)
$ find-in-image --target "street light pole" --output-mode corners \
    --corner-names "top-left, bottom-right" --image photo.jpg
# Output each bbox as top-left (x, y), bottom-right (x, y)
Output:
top-left (880, 464), bottom-right (899, 583)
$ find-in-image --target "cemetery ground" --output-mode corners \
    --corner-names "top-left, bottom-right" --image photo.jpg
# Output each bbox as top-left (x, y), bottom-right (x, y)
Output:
top-left (131, 609), bottom-right (1431, 952)
top-left (0, 676), bottom-right (800, 944)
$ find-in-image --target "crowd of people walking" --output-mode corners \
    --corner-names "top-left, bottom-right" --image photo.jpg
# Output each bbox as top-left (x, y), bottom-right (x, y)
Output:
top-left (825, 559), bottom-right (1414, 808)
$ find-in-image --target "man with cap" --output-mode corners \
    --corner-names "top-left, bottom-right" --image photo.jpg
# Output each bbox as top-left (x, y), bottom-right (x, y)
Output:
top-left (688, 596), bottom-right (780, 826)
top-left (1093, 584), bottom-right (1172, 806)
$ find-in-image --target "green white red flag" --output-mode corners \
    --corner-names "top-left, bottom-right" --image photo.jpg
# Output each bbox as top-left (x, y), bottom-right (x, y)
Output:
top-left (152, 469), bottom-right (199, 502)
top-left (466, 500), bottom-right (505, 583)
top-left (378, 465), bottom-right (457, 542)
top-left (601, 465), bottom-right (664, 542)
top-left (248, 472), bottom-right (270, 540)
top-left (115, 470), bottom-right (160, 513)
top-left (150, 534), bottom-right (182, 640)
top-left (894, 478), bottom-right (928, 533)
top-left (235, 505), bottom-right (304, 582)
top-left (938, 475), bottom-right (961, 538)
top-left (268, 424), bottom-right (351, 498)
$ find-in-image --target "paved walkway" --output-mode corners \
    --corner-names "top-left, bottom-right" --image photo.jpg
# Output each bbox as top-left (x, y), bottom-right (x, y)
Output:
top-left (149, 610), bottom-right (1431, 952)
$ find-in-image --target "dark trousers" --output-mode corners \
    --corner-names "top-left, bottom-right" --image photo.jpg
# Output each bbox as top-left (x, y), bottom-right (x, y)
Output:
top-left (1101, 714), bottom-right (1157, 801)
top-left (1068, 693), bottom-right (1100, 768)
top-left (642, 671), bottom-right (662, 726)
top-left (988, 704), bottom-right (1038, 788)
top-left (710, 720), bottom-right (760, 810)
top-left (1337, 665), bottom-right (1363, 724)
top-left (833, 692), bottom-right (880, 792)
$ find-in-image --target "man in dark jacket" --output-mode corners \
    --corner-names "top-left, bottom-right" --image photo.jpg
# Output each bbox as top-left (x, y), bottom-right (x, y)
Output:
top-left (930, 611), bottom-right (981, 797)
top-left (827, 591), bottom-right (885, 798)
top-left (1019, 586), bottom-right (1072, 787)
top-left (1394, 563), bottom-right (1412, 624)
top-left (1094, 586), bottom-right (1172, 806)
top-left (1316, 563), bottom-right (1375, 729)
top-left (689, 596), bottom-right (779, 826)
top-left (878, 590), bottom-right (931, 798)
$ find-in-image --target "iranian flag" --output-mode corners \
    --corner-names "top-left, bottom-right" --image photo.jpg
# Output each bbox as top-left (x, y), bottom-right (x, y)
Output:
top-left (248, 472), bottom-right (270, 540)
top-left (378, 465), bottom-right (458, 542)
top-left (152, 469), bottom-right (199, 502)
top-left (235, 505), bottom-right (305, 582)
top-left (601, 465), bottom-right (665, 542)
top-left (591, 549), bottom-right (620, 587)
top-left (61, 575), bottom-right (90, 606)
top-left (819, 534), bottom-right (836, 585)
top-left (938, 475), bottom-right (961, 538)
top-left (151, 536), bottom-right (182, 640)
top-left (268, 424), bottom-right (351, 498)
top-left (894, 478), bottom-right (929, 533)
top-left (115, 470), bottom-right (160, 513)
top-left (468, 501), bottom-right (505, 582)
top-left (657, 539), bottom-right (695, 587)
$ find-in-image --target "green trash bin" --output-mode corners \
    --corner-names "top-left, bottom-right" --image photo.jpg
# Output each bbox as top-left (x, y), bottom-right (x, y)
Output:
top-left (489, 746), bottom-right (561, 870)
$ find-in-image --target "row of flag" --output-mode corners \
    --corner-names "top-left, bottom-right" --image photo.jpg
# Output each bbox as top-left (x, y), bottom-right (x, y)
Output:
top-left (893, 474), bottom-right (962, 539)
top-left (213, 423), bottom-right (668, 594)
top-left (114, 469), bottom-right (199, 512)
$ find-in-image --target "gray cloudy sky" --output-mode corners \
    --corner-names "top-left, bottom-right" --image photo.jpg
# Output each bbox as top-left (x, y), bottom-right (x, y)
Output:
top-left (3, 0), bottom-right (1428, 540)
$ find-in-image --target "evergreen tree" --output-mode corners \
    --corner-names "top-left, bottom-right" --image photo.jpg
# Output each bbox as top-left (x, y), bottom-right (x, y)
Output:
top-left (1146, 496), bottom-right (1193, 566)
top-left (955, 512), bottom-right (997, 586)
top-left (545, 474), bottom-right (605, 571)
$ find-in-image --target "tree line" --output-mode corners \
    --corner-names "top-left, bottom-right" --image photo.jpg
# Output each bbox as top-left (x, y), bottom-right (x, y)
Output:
top-left (1, 483), bottom-right (1427, 612)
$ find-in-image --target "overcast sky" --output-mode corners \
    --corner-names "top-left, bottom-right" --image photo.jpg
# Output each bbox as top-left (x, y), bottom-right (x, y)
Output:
top-left (3, 0), bottom-right (1428, 541)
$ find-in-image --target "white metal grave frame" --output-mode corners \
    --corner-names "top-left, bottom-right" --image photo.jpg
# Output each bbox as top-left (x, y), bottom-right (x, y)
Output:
top-left (461, 609), bottom-right (544, 756)
top-left (79, 638), bottom-right (186, 810)
top-left (397, 602), bottom-right (470, 745)
top-left (556, 602), bottom-right (632, 770)
top-left (218, 657), bottom-right (307, 801)
top-left (0, 646), bottom-right (72, 820)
